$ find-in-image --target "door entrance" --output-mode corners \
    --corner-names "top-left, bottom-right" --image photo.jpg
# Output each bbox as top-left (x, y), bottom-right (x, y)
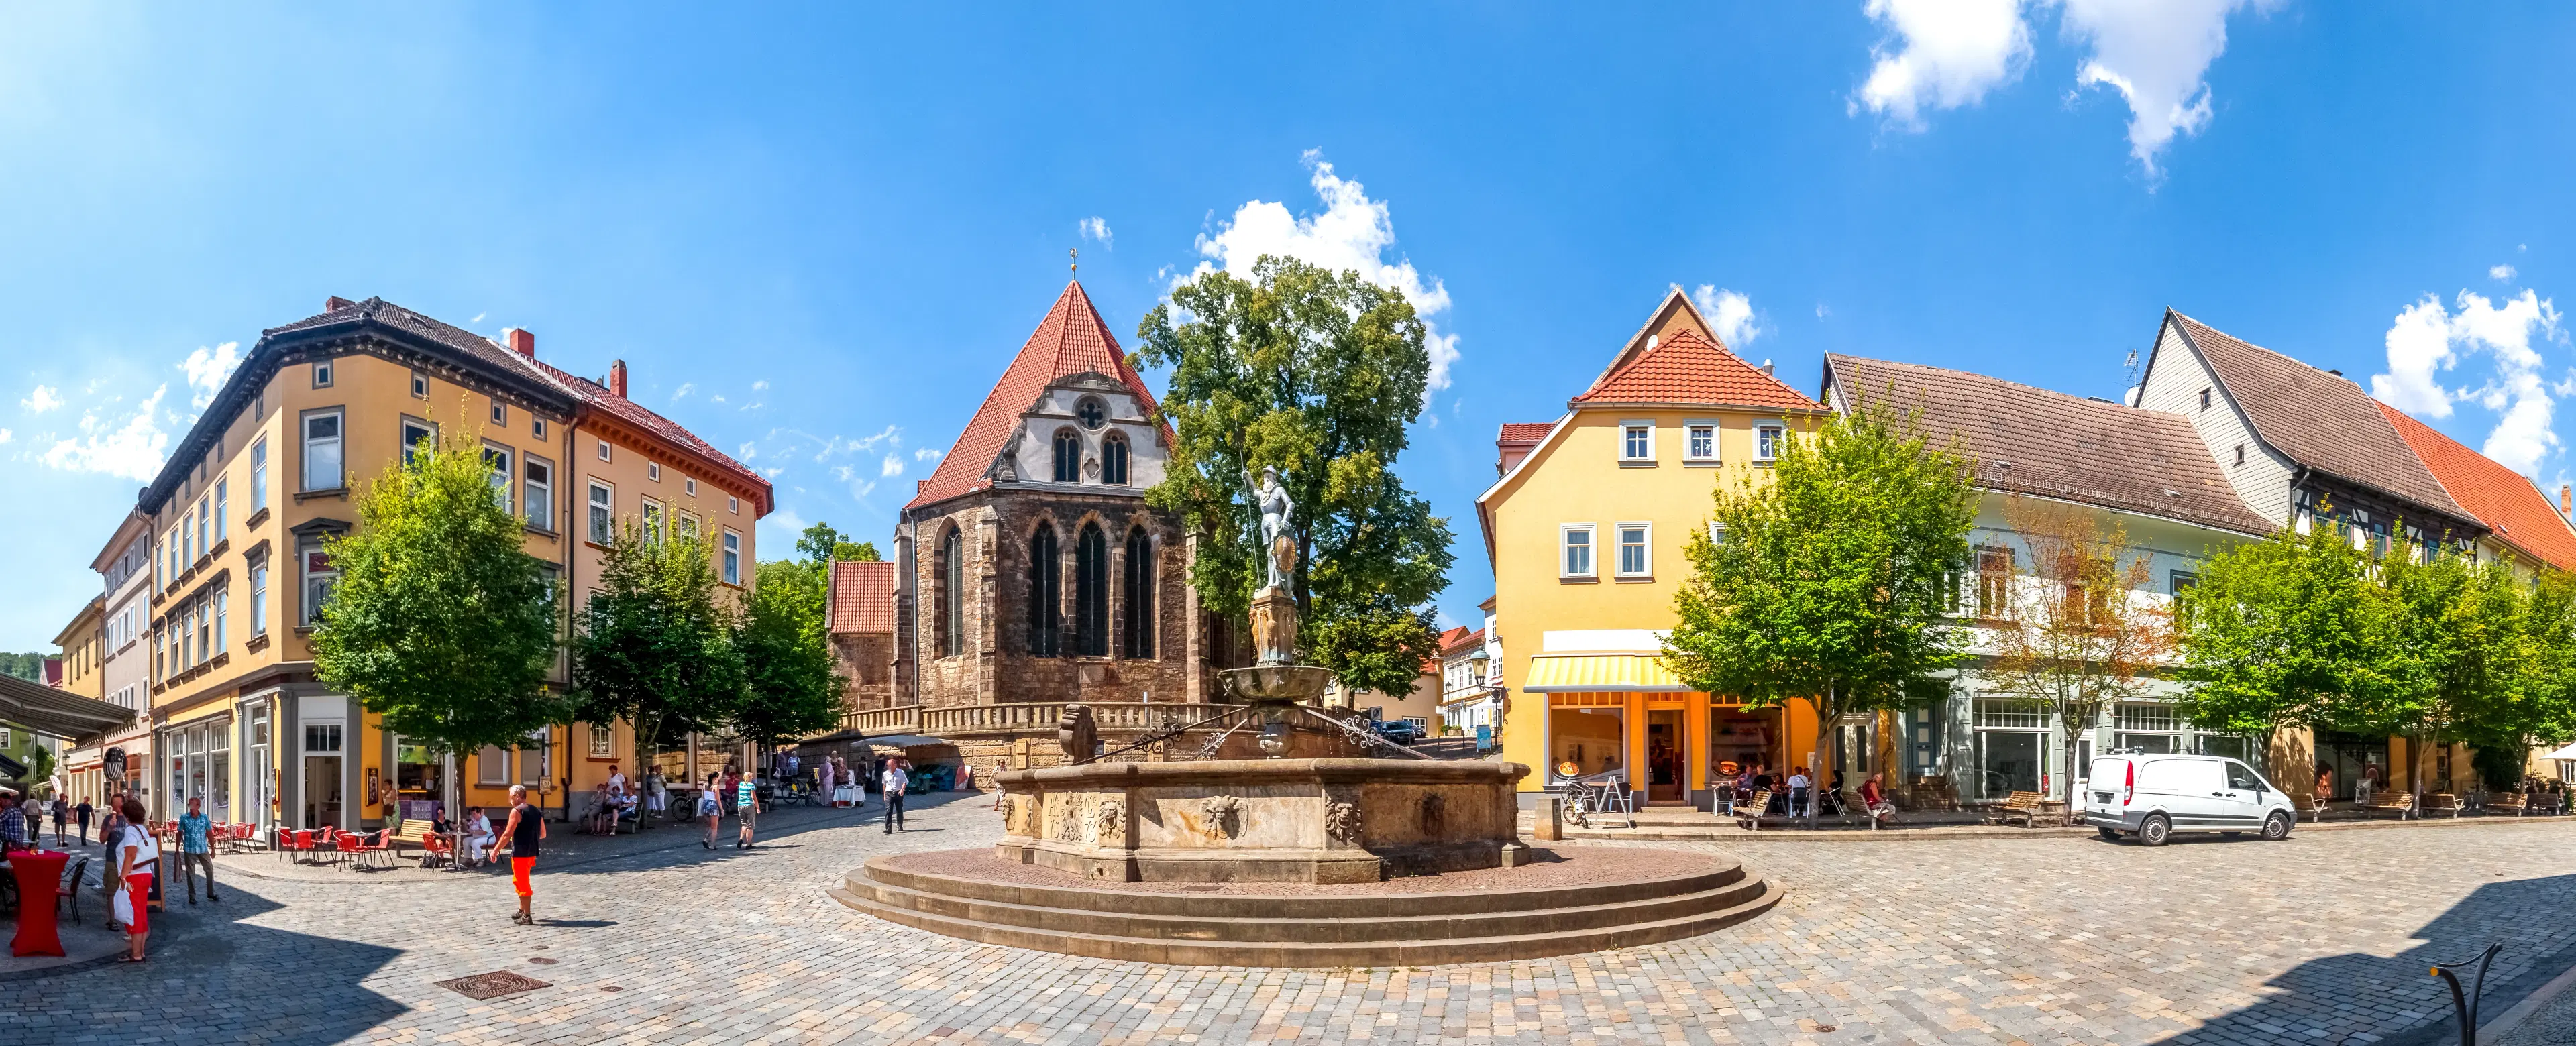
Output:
top-left (1646, 709), bottom-right (1686, 803)
top-left (303, 755), bottom-right (342, 829)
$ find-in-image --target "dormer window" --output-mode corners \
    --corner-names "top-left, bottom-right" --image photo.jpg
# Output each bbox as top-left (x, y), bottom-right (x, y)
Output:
top-left (1053, 428), bottom-right (1082, 483)
top-left (2199, 388), bottom-right (2212, 410)
top-left (1075, 396), bottom-right (1108, 430)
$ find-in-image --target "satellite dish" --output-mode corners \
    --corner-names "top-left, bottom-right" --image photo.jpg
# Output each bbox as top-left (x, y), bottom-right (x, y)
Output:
top-left (2123, 386), bottom-right (2142, 407)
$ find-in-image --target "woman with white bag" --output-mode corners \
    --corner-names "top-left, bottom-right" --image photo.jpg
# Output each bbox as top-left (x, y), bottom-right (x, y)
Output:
top-left (113, 798), bottom-right (157, 964)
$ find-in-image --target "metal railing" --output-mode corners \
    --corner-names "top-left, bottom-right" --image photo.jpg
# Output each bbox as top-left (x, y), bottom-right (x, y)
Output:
top-left (839, 702), bottom-right (1260, 740)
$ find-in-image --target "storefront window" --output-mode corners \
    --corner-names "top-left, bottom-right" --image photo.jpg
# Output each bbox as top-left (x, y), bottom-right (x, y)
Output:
top-left (1970, 699), bottom-right (2046, 801)
top-left (2114, 702), bottom-right (2182, 753)
top-left (1548, 705), bottom-right (1624, 781)
top-left (209, 725), bottom-right (231, 821)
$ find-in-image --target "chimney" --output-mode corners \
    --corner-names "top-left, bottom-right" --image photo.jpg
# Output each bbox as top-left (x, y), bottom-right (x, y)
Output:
top-left (916, 479), bottom-right (928, 494)
top-left (325, 296), bottom-right (356, 312)
top-left (609, 359), bottom-right (627, 398)
top-left (1760, 359), bottom-right (1776, 377)
top-left (503, 327), bottom-right (535, 357)
top-left (2561, 483), bottom-right (2571, 517)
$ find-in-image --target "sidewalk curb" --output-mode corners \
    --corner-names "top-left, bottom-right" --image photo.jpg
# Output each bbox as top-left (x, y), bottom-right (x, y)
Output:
top-left (2477, 953), bottom-right (2576, 1041)
top-left (1548, 813), bottom-right (2576, 843)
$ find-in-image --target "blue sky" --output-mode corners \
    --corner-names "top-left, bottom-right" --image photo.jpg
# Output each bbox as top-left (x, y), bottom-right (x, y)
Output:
top-left (3, 2), bottom-right (2574, 650)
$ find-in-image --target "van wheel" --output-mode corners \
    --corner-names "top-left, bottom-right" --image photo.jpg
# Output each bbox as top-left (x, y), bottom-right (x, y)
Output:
top-left (2097, 826), bottom-right (2121, 841)
top-left (2261, 811), bottom-right (2292, 841)
top-left (2139, 813), bottom-right (2172, 846)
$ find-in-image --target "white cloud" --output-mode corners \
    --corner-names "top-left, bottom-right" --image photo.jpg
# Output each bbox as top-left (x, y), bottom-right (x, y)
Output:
top-left (914, 446), bottom-right (943, 462)
top-left (672, 382), bottom-right (695, 403)
top-left (470, 312), bottom-right (487, 324)
top-left (21, 385), bottom-right (62, 413)
top-left (737, 441), bottom-right (757, 460)
top-left (1684, 285), bottom-right (1766, 349)
top-left (1190, 152), bottom-right (1461, 392)
top-left (2370, 287), bottom-right (2567, 477)
top-left (2061, 0), bottom-right (2261, 176)
top-left (40, 384), bottom-right (170, 481)
top-left (0, 428), bottom-right (11, 444)
top-left (1079, 217), bottom-right (1112, 248)
top-left (180, 342), bottom-right (242, 408)
top-left (1852, 0), bottom-right (2033, 127)
top-left (751, 380), bottom-right (769, 392)
top-left (881, 453), bottom-right (904, 477)
top-left (2493, 264), bottom-right (2518, 282)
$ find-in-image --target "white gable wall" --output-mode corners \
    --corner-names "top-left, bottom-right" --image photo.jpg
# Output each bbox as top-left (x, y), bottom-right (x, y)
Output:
top-left (2139, 318), bottom-right (2297, 526)
top-left (1003, 379), bottom-right (1167, 492)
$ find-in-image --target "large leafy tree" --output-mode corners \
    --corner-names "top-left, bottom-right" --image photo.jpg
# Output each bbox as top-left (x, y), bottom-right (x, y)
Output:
top-left (1982, 497), bottom-right (2174, 820)
top-left (1661, 402), bottom-right (1975, 825)
top-left (1133, 255), bottom-right (1454, 695)
top-left (2466, 566), bottom-right (2576, 789)
top-left (2365, 548), bottom-right (2527, 800)
top-left (571, 524), bottom-right (745, 772)
top-left (313, 428), bottom-right (564, 815)
top-left (734, 559), bottom-right (847, 746)
top-left (795, 520), bottom-right (879, 565)
top-left (2172, 522), bottom-right (2385, 779)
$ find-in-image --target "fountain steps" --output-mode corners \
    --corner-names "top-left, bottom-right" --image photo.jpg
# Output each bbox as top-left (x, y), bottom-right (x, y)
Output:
top-left (833, 855), bottom-right (1783, 966)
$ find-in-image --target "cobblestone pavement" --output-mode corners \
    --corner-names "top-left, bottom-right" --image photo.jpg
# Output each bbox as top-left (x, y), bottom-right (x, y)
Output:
top-left (3, 792), bottom-right (2571, 1045)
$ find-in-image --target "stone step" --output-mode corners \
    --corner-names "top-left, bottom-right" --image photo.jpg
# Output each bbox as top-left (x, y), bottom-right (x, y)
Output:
top-left (860, 854), bottom-right (1746, 920)
top-left (845, 867), bottom-right (1771, 945)
top-left (830, 878), bottom-right (1786, 968)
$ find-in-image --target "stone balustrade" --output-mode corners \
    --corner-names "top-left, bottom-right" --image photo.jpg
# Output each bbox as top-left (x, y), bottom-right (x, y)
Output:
top-left (840, 702), bottom-right (1260, 740)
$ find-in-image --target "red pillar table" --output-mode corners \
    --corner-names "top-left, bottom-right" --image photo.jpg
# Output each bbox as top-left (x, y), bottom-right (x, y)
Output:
top-left (9, 849), bottom-right (66, 957)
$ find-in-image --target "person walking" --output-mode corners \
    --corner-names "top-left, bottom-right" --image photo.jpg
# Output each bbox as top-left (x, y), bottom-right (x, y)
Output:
top-left (177, 797), bottom-right (219, 904)
top-left (50, 796), bottom-right (68, 846)
top-left (698, 773), bottom-right (723, 848)
top-left (881, 758), bottom-right (909, 833)
top-left (74, 798), bottom-right (93, 846)
top-left (496, 784), bottom-right (545, 925)
top-left (817, 756), bottom-right (836, 809)
top-left (113, 798), bottom-right (156, 963)
top-left (735, 770), bottom-right (759, 849)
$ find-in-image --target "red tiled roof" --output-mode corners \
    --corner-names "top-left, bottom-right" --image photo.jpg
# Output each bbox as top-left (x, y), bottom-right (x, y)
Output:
top-left (2170, 312), bottom-right (2468, 523)
top-left (907, 282), bottom-right (1161, 511)
top-left (1571, 327), bottom-right (1824, 413)
top-left (1438, 626), bottom-right (1485, 657)
top-left (2377, 403), bottom-right (2576, 570)
top-left (531, 359), bottom-right (771, 513)
top-left (1497, 423), bottom-right (1553, 444)
top-left (830, 559), bottom-right (898, 634)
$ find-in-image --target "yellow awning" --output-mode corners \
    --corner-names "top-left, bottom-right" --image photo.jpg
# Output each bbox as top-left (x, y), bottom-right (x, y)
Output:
top-left (1522, 654), bottom-right (1691, 693)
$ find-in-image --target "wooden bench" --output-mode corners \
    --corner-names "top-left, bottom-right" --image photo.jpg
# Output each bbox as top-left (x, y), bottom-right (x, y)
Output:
top-left (2420, 793), bottom-right (2462, 819)
top-left (2360, 792), bottom-right (2415, 820)
top-left (2487, 793), bottom-right (2529, 817)
top-left (1730, 790), bottom-right (1777, 831)
top-left (1988, 791), bottom-right (2063, 828)
top-left (2297, 793), bottom-right (2333, 823)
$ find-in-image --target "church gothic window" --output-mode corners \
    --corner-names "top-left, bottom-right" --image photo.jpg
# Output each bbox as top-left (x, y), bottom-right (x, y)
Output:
top-left (1122, 527), bottom-right (1154, 660)
top-left (1028, 523), bottom-right (1061, 656)
top-left (1075, 522), bottom-right (1109, 658)
top-left (1102, 432), bottom-right (1129, 485)
top-left (938, 526), bottom-right (963, 658)
top-left (1052, 429), bottom-right (1081, 483)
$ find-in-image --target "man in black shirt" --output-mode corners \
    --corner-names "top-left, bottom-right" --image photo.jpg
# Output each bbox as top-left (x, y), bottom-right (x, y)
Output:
top-left (496, 784), bottom-right (547, 925)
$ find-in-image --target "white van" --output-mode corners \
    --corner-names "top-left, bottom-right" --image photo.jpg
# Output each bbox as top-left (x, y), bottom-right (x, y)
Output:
top-left (2084, 752), bottom-right (2294, 845)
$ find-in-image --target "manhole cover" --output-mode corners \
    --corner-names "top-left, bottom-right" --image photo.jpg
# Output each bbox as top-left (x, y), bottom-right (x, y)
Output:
top-left (527, 957), bottom-right (557, 965)
top-left (435, 971), bottom-right (551, 1000)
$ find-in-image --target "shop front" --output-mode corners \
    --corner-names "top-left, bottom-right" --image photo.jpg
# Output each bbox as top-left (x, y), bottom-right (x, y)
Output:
top-left (1524, 652), bottom-right (1825, 810)
top-left (157, 708), bottom-right (235, 823)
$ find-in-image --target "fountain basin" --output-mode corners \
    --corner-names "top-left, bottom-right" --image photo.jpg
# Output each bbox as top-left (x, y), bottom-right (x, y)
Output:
top-left (998, 758), bottom-right (1533, 884)
top-left (1215, 664), bottom-right (1336, 703)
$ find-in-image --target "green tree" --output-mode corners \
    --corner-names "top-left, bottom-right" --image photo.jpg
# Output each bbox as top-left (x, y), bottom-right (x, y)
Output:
top-left (1132, 255), bottom-right (1454, 685)
top-left (25, 746), bottom-right (54, 795)
top-left (572, 524), bottom-right (745, 774)
top-left (794, 520), bottom-right (879, 564)
top-left (837, 540), bottom-right (881, 562)
top-left (2366, 548), bottom-right (2526, 801)
top-left (2172, 523), bottom-right (2381, 780)
top-left (312, 428), bottom-right (565, 817)
top-left (1661, 402), bottom-right (1976, 825)
top-left (734, 559), bottom-right (848, 746)
top-left (0, 653), bottom-right (46, 683)
top-left (1305, 601), bottom-right (1443, 699)
top-left (2463, 566), bottom-right (2576, 790)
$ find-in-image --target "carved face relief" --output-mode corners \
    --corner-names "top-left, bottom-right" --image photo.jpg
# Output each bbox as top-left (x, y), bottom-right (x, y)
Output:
top-left (1095, 799), bottom-right (1124, 844)
top-left (1324, 799), bottom-right (1363, 846)
top-left (1419, 793), bottom-right (1447, 839)
top-left (1200, 795), bottom-right (1242, 839)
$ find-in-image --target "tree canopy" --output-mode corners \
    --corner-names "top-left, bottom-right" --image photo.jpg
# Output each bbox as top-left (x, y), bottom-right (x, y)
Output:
top-left (1982, 497), bottom-right (2173, 815)
top-left (733, 559), bottom-right (848, 746)
top-left (1662, 401), bottom-right (1975, 813)
top-left (2170, 524), bottom-right (2380, 744)
top-left (312, 428), bottom-right (565, 756)
top-left (1133, 255), bottom-right (1454, 689)
top-left (794, 520), bottom-right (879, 564)
top-left (571, 524), bottom-right (745, 767)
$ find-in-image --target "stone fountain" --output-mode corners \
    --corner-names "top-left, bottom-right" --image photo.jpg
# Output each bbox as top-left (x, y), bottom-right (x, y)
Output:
top-left (994, 467), bottom-right (1532, 884)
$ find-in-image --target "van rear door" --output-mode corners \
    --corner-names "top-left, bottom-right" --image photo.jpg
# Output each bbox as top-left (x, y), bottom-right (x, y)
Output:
top-left (2088, 757), bottom-right (2131, 813)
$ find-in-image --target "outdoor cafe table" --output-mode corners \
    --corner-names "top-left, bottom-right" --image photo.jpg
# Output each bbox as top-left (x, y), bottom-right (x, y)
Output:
top-left (8, 848), bottom-right (66, 957)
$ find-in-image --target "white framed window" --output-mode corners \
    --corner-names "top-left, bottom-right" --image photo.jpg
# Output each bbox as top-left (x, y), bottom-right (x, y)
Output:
top-left (1560, 524), bottom-right (1596, 579)
top-left (213, 586), bottom-right (227, 651)
top-left (303, 544), bottom-right (339, 627)
top-left (411, 371), bottom-right (429, 398)
top-left (250, 437), bottom-right (267, 512)
top-left (195, 496), bottom-right (209, 557)
top-left (1707, 520), bottom-right (1727, 544)
top-left (1619, 422), bottom-right (1654, 463)
top-left (2198, 388), bottom-right (2212, 410)
top-left (250, 563), bottom-right (268, 635)
top-left (1755, 423), bottom-right (1785, 463)
top-left (1616, 522), bottom-right (1652, 578)
top-left (728, 496), bottom-right (739, 514)
top-left (588, 482), bottom-right (613, 543)
top-left (524, 456), bottom-right (553, 530)
top-left (1684, 422), bottom-right (1718, 463)
top-left (490, 399), bottom-right (507, 426)
top-left (684, 477), bottom-right (698, 497)
top-left (304, 723), bottom-right (343, 753)
top-left (484, 446), bottom-right (513, 512)
top-left (214, 479), bottom-right (228, 540)
top-left (401, 417), bottom-right (434, 467)
top-left (589, 723), bottom-right (614, 757)
top-left (642, 498), bottom-right (665, 542)
top-left (647, 461), bottom-right (662, 482)
top-left (476, 746), bottom-right (508, 787)
top-left (311, 360), bottom-right (333, 388)
top-left (596, 440), bottom-right (612, 462)
top-left (303, 410), bottom-right (344, 491)
top-left (531, 417), bottom-right (547, 441)
top-left (722, 530), bottom-right (742, 585)
top-left (676, 512), bottom-right (700, 542)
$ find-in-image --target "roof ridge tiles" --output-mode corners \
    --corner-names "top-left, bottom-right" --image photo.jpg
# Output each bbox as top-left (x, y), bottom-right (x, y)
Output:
top-left (906, 280), bottom-right (1162, 512)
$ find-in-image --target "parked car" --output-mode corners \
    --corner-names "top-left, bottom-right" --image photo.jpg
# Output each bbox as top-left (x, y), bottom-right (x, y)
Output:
top-left (2085, 752), bottom-right (2294, 845)
top-left (1375, 719), bottom-right (1426, 746)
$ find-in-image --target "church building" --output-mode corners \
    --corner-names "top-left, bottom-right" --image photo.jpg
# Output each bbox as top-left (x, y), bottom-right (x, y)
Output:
top-left (892, 282), bottom-right (1217, 711)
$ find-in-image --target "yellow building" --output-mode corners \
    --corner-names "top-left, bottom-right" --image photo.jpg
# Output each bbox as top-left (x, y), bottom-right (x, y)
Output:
top-left (1478, 290), bottom-right (1834, 810)
top-left (136, 296), bottom-right (769, 831)
top-left (49, 595), bottom-right (106, 701)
